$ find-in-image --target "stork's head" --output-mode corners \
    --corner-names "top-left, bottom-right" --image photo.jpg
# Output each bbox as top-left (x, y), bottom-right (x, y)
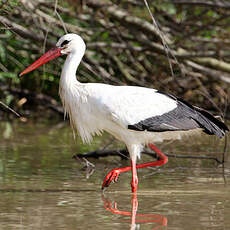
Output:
top-left (19, 33), bottom-right (86, 76)
top-left (56, 33), bottom-right (86, 55)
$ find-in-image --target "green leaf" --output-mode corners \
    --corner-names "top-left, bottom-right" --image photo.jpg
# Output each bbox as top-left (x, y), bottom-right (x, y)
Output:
top-left (0, 72), bottom-right (17, 79)
top-left (0, 42), bottom-right (6, 62)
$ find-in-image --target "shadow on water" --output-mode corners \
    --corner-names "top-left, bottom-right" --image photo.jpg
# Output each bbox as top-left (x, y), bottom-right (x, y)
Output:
top-left (0, 121), bottom-right (230, 229)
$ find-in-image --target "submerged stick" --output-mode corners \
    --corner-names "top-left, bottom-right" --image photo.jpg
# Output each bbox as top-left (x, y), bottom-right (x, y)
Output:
top-left (73, 149), bottom-right (129, 160)
top-left (75, 148), bottom-right (223, 164)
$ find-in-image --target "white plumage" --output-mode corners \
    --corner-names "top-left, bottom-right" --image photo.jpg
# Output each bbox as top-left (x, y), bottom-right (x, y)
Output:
top-left (20, 33), bottom-right (228, 193)
top-left (61, 83), bottom-right (178, 144)
top-left (57, 34), bottom-right (178, 148)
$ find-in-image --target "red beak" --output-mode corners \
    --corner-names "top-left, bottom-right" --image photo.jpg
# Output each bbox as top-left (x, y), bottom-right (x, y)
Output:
top-left (19, 47), bottom-right (62, 77)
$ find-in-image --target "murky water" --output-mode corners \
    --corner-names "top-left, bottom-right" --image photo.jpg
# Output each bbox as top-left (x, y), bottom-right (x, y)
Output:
top-left (0, 121), bottom-right (230, 230)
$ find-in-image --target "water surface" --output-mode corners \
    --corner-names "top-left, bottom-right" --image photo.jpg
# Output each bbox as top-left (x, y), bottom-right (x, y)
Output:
top-left (0, 121), bottom-right (229, 229)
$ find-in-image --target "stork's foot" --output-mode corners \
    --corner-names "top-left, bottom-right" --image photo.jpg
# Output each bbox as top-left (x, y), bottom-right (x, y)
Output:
top-left (102, 168), bottom-right (122, 190)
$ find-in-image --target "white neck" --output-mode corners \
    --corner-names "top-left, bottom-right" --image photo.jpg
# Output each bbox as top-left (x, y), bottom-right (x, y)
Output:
top-left (59, 49), bottom-right (85, 122)
top-left (60, 50), bottom-right (84, 87)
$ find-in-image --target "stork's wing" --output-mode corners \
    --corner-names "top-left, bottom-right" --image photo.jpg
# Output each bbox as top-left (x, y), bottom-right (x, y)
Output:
top-left (88, 84), bottom-right (228, 137)
top-left (128, 99), bottom-right (201, 132)
top-left (88, 84), bottom-right (178, 130)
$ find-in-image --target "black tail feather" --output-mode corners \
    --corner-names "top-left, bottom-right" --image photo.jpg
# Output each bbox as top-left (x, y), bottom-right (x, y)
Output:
top-left (193, 106), bottom-right (229, 138)
top-left (175, 96), bottom-right (229, 138)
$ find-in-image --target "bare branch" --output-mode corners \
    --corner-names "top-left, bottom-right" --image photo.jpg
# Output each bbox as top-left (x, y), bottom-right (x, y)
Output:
top-left (171, 0), bottom-right (230, 9)
top-left (0, 101), bottom-right (21, 117)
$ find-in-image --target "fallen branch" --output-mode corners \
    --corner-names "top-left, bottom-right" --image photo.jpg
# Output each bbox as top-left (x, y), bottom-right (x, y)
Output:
top-left (75, 148), bottom-right (223, 164)
top-left (73, 149), bottom-right (129, 160)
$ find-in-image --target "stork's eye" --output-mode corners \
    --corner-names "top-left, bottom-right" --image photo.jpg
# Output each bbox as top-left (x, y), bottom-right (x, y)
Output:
top-left (60, 40), bottom-right (70, 47)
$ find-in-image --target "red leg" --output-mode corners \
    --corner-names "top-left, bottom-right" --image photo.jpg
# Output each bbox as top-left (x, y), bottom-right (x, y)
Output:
top-left (101, 143), bottom-right (168, 191)
top-left (131, 159), bottom-right (138, 193)
top-left (136, 143), bottom-right (168, 169)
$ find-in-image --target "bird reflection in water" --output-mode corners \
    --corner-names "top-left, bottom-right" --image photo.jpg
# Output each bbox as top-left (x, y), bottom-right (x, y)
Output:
top-left (102, 194), bottom-right (167, 230)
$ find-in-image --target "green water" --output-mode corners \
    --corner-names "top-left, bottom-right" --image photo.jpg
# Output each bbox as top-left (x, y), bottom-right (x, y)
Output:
top-left (0, 121), bottom-right (230, 229)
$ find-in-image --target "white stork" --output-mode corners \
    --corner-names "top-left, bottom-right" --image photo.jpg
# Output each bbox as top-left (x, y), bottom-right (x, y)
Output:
top-left (20, 34), bottom-right (228, 193)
